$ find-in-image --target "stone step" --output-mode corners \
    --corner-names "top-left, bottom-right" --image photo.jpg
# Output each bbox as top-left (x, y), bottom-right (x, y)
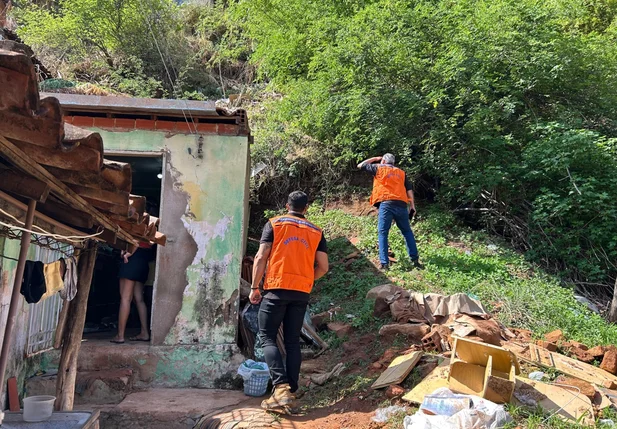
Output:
top-left (26, 368), bottom-right (134, 405)
top-left (82, 389), bottom-right (251, 429)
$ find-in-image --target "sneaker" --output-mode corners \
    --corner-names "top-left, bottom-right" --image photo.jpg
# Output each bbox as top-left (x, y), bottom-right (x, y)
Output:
top-left (380, 263), bottom-right (390, 271)
top-left (411, 259), bottom-right (425, 270)
top-left (261, 383), bottom-right (296, 410)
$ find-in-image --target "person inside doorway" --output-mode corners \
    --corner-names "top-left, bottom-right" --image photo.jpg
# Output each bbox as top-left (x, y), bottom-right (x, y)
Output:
top-left (110, 242), bottom-right (154, 344)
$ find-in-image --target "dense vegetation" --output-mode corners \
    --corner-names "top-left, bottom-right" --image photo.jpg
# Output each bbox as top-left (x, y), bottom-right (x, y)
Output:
top-left (12, 0), bottom-right (617, 291)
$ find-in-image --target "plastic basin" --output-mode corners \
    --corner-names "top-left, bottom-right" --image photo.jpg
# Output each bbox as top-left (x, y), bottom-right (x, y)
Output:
top-left (23, 395), bottom-right (55, 422)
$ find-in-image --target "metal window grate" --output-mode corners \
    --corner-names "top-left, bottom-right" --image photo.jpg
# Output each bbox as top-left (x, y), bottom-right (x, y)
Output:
top-left (25, 239), bottom-right (74, 357)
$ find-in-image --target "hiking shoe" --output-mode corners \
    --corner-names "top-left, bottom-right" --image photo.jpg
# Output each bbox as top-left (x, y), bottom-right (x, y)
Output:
top-left (411, 259), bottom-right (425, 270)
top-left (380, 263), bottom-right (390, 271)
top-left (261, 383), bottom-right (296, 410)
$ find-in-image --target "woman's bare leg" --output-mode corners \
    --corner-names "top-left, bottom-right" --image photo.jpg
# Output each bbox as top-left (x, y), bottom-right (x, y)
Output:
top-left (112, 278), bottom-right (135, 343)
top-left (131, 281), bottom-right (149, 341)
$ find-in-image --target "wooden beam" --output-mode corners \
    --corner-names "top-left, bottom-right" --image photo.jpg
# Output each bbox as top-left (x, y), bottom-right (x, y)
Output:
top-left (0, 166), bottom-right (50, 202)
top-left (38, 198), bottom-right (94, 230)
top-left (0, 135), bottom-right (136, 246)
top-left (68, 184), bottom-right (129, 206)
top-left (101, 160), bottom-right (131, 193)
top-left (0, 190), bottom-right (98, 242)
top-left (45, 166), bottom-right (120, 193)
top-left (11, 139), bottom-right (102, 172)
top-left (0, 109), bottom-right (62, 149)
top-left (152, 231), bottom-right (167, 246)
top-left (55, 242), bottom-right (98, 411)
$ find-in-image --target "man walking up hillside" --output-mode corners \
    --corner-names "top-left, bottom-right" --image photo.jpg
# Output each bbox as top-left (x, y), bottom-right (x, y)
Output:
top-left (358, 153), bottom-right (423, 270)
top-left (250, 191), bottom-right (329, 413)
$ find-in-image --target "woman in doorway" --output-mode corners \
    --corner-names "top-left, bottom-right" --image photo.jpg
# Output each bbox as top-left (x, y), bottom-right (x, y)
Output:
top-left (111, 242), bottom-right (154, 344)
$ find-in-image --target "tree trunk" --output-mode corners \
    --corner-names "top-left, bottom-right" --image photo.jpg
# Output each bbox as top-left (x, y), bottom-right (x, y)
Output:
top-left (609, 277), bottom-right (617, 323)
top-left (54, 241), bottom-right (98, 411)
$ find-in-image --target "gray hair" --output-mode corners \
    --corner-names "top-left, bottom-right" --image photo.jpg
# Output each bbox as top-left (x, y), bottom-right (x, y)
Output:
top-left (382, 153), bottom-right (395, 165)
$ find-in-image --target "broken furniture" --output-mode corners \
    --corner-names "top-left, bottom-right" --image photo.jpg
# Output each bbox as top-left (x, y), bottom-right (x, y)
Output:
top-left (448, 337), bottom-right (520, 404)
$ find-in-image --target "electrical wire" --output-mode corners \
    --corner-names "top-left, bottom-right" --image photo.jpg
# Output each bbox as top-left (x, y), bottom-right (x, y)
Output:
top-left (139, 0), bottom-right (197, 134)
top-left (0, 207), bottom-right (104, 243)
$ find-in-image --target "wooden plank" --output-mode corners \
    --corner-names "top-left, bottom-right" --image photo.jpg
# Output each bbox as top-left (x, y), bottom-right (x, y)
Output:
top-left (372, 351), bottom-right (423, 389)
top-left (453, 337), bottom-right (520, 374)
top-left (68, 184), bottom-right (129, 206)
top-left (0, 166), bottom-right (50, 202)
top-left (37, 198), bottom-right (95, 230)
top-left (101, 160), bottom-right (132, 193)
top-left (514, 377), bottom-right (594, 426)
top-left (152, 231), bottom-right (167, 246)
top-left (8, 376), bottom-right (19, 411)
top-left (526, 344), bottom-right (617, 387)
top-left (0, 135), bottom-right (136, 246)
top-left (53, 298), bottom-right (70, 349)
top-left (402, 358), bottom-right (450, 404)
top-left (46, 166), bottom-right (121, 192)
top-left (55, 241), bottom-right (98, 411)
top-left (12, 139), bottom-right (102, 172)
top-left (0, 108), bottom-right (62, 149)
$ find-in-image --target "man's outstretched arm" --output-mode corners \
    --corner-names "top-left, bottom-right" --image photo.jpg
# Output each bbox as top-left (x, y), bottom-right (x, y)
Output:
top-left (357, 156), bottom-right (382, 169)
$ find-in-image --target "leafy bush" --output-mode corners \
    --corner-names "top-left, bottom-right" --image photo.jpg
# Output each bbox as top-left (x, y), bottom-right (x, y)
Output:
top-left (236, 0), bottom-right (617, 287)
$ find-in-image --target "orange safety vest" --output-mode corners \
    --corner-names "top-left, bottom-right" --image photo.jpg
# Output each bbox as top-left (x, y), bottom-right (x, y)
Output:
top-left (264, 215), bottom-right (323, 294)
top-left (369, 165), bottom-right (409, 206)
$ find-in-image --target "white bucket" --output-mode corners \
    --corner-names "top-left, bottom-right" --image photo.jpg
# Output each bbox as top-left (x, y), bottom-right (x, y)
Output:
top-left (23, 395), bottom-right (55, 422)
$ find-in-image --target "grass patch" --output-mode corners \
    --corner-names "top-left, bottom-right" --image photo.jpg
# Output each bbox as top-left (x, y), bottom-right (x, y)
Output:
top-left (307, 204), bottom-right (617, 347)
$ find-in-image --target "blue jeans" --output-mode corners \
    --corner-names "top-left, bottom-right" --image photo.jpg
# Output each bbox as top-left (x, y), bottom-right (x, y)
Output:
top-left (378, 201), bottom-right (419, 265)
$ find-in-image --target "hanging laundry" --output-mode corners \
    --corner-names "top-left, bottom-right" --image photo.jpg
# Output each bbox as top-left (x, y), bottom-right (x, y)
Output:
top-left (20, 261), bottom-right (46, 304)
top-left (60, 256), bottom-right (78, 301)
top-left (40, 260), bottom-right (65, 301)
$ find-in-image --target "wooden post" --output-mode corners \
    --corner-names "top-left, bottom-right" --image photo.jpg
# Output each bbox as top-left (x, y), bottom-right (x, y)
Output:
top-left (609, 277), bottom-right (617, 323)
top-left (0, 1), bottom-right (11, 28)
top-left (55, 240), bottom-right (98, 411)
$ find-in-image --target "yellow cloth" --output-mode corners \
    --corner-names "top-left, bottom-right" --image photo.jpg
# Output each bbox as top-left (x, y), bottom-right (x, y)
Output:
top-left (41, 260), bottom-right (64, 301)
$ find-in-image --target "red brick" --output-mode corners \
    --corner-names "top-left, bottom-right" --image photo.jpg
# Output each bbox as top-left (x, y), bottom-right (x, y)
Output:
top-left (327, 322), bottom-right (353, 339)
top-left (385, 385), bottom-right (405, 399)
top-left (93, 117), bottom-right (115, 129)
top-left (114, 118), bottom-right (136, 130)
top-left (544, 329), bottom-right (564, 344)
top-left (601, 347), bottom-right (617, 374)
top-left (155, 120), bottom-right (176, 131)
top-left (218, 124), bottom-right (239, 135)
top-left (588, 346), bottom-right (607, 359)
top-left (135, 119), bottom-right (156, 130)
top-left (536, 340), bottom-right (557, 352)
top-left (564, 340), bottom-right (588, 351)
top-left (175, 121), bottom-right (195, 134)
top-left (568, 346), bottom-right (595, 364)
top-left (71, 116), bottom-right (95, 127)
top-left (195, 123), bottom-right (218, 134)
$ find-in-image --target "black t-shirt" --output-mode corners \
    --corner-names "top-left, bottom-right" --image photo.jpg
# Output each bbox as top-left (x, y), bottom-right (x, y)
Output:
top-left (260, 213), bottom-right (327, 301)
top-left (362, 163), bottom-right (413, 208)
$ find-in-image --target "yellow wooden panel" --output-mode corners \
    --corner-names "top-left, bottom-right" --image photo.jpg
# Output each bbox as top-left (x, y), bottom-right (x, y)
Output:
top-left (372, 351), bottom-right (423, 389)
top-left (402, 358), bottom-right (450, 404)
top-left (453, 337), bottom-right (519, 374)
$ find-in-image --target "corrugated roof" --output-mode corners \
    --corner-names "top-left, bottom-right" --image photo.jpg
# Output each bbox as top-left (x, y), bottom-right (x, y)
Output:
top-left (0, 43), bottom-right (164, 250)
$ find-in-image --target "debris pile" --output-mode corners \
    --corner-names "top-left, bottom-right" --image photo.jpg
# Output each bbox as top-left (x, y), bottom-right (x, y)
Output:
top-left (341, 286), bottom-right (617, 428)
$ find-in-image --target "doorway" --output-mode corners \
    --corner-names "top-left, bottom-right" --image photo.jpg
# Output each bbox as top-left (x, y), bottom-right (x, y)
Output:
top-left (83, 155), bottom-right (163, 343)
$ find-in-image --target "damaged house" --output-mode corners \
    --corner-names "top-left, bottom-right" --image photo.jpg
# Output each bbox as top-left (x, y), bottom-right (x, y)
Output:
top-left (0, 41), bottom-right (252, 412)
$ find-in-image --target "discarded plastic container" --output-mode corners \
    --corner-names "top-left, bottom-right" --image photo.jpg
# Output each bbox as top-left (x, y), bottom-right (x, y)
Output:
top-left (23, 395), bottom-right (55, 422)
top-left (238, 360), bottom-right (270, 397)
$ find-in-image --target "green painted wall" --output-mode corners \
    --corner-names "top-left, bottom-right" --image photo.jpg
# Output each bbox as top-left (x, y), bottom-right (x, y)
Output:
top-left (95, 129), bottom-right (249, 346)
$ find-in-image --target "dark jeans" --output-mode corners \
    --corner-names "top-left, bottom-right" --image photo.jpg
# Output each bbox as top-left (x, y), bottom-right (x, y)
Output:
top-left (258, 294), bottom-right (308, 393)
top-left (378, 201), bottom-right (419, 265)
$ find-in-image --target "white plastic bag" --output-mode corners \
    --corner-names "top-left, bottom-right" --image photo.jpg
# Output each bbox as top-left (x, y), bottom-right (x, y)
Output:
top-left (404, 388), bottom-right (511, 429)
top-left (372, 405), bottom-right (407, 423)
top-left (237, 359), bottom-right (269, 380)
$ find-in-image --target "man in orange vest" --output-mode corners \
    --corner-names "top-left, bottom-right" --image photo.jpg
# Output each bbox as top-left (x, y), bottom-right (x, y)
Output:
top-left (358, 153), bottom-right (423, 270)
top-left (250, 191), bottom-right (329, 412)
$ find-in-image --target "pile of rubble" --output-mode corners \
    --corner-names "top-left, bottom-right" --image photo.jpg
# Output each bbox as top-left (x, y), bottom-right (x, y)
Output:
top-left (325, 284), bottom-right (617, 428)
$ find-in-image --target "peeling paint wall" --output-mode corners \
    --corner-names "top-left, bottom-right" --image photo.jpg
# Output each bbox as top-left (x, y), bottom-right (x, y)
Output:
top-left (96, 129), bottom-right (249, 346)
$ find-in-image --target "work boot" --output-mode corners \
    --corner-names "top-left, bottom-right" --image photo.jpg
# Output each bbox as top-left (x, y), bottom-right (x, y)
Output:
top-left (261, 383), bottom-right (296, 410)
top-left (411, 259), bottom-right (425, 270)
top-left (380, 263), bottom-right (390, 271)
